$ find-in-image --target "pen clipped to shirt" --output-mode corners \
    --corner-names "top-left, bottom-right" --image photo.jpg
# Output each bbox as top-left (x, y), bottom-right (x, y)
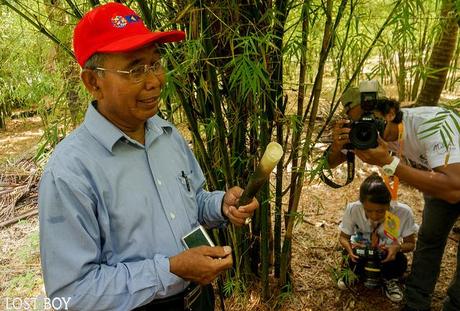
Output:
top-left (181, 170), bottom-right (191, 192)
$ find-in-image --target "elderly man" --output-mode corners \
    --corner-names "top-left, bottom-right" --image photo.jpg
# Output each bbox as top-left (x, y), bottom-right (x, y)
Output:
top-left (38, 3), bottom-right (258, 310)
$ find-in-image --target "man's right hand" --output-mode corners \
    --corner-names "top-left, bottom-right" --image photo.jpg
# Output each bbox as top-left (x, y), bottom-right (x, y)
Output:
top-left (169, 246), bottom-right (233, 285)
top-left (327, 119), bottom-right (352, 168)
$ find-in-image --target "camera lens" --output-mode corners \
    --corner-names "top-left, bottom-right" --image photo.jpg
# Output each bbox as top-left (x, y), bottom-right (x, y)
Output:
top-left (355, 126), bottom-right (373, 142)
top-left (349, 121), bottom-right (378, 150)
top-left (363, 259), bottom-right (382, 289)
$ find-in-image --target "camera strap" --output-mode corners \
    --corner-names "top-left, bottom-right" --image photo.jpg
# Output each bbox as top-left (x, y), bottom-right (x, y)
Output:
top-left (319, 146), bottom-right (355, 188)
top-left (370, 225), bottom-right (381, 248)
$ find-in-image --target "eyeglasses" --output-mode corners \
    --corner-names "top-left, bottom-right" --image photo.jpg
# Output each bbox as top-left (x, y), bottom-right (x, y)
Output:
top-left (94, 60), bottom-right (164, 84)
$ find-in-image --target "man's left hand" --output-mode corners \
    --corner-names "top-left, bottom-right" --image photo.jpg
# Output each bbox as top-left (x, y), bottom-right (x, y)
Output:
top-left (355, 137), bottom-right (393, 167)
top-left (222, 186), bottom-right (259, 226)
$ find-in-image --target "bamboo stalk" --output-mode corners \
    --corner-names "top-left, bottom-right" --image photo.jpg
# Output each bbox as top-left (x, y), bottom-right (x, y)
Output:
top-left (313, 0), bottom-right (403, 149)
top-left (136, 1), bottom-right (154, 30)
top-left (64, 0), bottom-right (83, 18)
top-left (281, 0), bottom-right (346, 286)
top-left (237, 142), bottom-right (283, 207)
top-left (88, 0), bottom-right (100, 6)
top-left (3, 1), bottom-right (74, 58)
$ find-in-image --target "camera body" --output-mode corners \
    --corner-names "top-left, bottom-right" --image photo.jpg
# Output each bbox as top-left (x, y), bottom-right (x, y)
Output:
top-left (347, 80), bottom-right (386, 150)
top-left (353, 246), bottom-right (387, 289)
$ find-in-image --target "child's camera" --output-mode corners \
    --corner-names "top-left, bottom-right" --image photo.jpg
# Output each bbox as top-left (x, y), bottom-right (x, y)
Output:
top-left (353, 246), bottom-right (387, 289)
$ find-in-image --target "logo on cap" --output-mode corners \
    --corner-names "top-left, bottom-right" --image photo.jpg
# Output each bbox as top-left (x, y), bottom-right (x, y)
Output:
top-left (111, 15), bottom-right (141, 28)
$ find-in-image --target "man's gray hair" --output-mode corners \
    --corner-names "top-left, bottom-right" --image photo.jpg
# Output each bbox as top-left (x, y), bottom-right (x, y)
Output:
top-left (83, 53), bottom-right (107, 69)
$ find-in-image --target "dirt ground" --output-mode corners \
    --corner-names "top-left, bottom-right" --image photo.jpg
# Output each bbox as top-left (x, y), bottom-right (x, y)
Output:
top-left (0, 116), bottom-right (43, 165)
top-left (0, 116), bottom-right (459, 311)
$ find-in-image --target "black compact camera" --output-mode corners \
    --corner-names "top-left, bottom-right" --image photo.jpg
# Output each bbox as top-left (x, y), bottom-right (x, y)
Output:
top-left (347, 80), bottom-right (386, 150)
top-left (353, 246), bottom-right (387, 289)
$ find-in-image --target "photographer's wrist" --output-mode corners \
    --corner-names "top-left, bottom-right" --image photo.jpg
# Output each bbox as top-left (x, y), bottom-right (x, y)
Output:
top-left (381, 155), bottom-right (394, 167)
top-left (330, 142), bottom-right (342, 153)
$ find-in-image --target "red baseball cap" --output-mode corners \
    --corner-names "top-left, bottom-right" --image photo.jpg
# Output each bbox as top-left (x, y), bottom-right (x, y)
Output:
top-left (73, 2), bottom-right (185, 67)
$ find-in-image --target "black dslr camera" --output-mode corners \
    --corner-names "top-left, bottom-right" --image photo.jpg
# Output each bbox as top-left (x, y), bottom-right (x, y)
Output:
top-left (353, 246), bottom-right (387, 289)
top-left (347, 80), bottom-right (386, 150)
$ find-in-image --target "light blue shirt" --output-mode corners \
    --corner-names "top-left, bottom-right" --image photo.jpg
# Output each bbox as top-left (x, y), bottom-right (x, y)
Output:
top-left (39, 102), bottom-right (226, 311)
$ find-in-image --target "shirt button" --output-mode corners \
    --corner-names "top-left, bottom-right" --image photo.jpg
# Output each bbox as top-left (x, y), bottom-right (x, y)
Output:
top-left (170, 212), bottom-right (176, 220)
top-left (158, 180), bottom-right (162, 186)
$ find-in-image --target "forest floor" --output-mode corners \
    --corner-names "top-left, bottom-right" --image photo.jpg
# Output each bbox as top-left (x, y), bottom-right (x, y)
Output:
top-left (0, 115), bottom-right (459, 311)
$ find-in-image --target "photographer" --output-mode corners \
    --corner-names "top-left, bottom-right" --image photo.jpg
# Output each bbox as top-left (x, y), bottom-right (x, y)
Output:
top-left (327, 81), bottom-right (387, 170)
top-left (336, 87), bottom-right (460, 310)
top-left (327, 87), bottom-right (367, 169)
top-left (338, 173), bottom-right (417, 303)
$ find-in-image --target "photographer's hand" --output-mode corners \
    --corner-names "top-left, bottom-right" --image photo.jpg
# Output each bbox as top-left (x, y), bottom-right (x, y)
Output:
top-left (331, 120), bottom-right (351, 152)
top-left (355, 137), bottom-right (393, 167)
top-left (327, 120), bottom-right (352, 168)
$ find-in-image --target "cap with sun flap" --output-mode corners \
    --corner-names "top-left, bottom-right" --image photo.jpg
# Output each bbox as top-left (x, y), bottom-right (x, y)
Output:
top-left (340, 80), bottom-right (386, 113)
top-left (341, 87), bottom-right (361, 114)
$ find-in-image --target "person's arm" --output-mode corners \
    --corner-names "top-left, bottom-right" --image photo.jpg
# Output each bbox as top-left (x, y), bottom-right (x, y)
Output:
top-left (39, 170), bottom-right (185, 311)
top-left (393, 162), bottom-right (460, 204)
top-left (356, 137), bottom-right (460, 204)
top-left (195, 186), bottom-right (259, 227)
top-left (195, 187), bottom-right (227, 227)
top-left (400, 233), bottom-right (416, 253)
top-left (327, 120), bottom-right (351, 168)
top-left (339, 231), bottom-right (359, 262)
top-left (381, 234), bottom-right (415, 263)
top-left (40, 169), bottom-right (233, 311)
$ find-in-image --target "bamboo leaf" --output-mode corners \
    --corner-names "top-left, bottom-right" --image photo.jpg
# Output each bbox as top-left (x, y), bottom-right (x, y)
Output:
top-left (440, 129), bottom-right (449, 151)
top-left (449, 113), bottom-right (460, 133)
top-left (420, 115), bottom-right (446, 125)
top-left (418, 132), bottom-right (438, 140)
top-left (441, 124), bottom-right (454, 144)
top-left (417, 123), bottom-right (440, 136)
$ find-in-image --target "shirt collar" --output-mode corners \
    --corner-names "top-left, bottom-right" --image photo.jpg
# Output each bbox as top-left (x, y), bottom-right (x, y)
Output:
top-left (146, 114), bottom-right (173, 136)
top-left (83, 101), bottom-right (172, 153)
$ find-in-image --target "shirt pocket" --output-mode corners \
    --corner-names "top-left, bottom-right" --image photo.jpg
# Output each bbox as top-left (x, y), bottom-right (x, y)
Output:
top-left (176, 170), bottom-right (198, 223)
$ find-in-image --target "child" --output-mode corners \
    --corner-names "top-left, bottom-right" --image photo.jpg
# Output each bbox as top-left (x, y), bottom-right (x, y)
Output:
top-left (337, 173), bottom-right (418, 303)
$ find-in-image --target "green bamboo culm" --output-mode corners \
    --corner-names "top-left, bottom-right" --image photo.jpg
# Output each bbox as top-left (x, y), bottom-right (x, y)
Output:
top-left (237, 142), bottom-right (284, 207)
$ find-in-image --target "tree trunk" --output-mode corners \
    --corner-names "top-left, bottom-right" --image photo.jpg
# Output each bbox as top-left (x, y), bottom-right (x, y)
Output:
top-left (416, 0), bottom-right (458, 106)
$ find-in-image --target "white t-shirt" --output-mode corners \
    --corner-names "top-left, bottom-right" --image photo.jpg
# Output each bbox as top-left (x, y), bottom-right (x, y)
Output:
top-left (388, 107), bottom-right (460, 169)
top-left (339, 200), bottom-right (418, 246)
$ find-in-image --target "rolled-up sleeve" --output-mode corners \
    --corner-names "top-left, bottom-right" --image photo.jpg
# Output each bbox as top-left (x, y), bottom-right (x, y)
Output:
top-left (39, 169), bottom-right (182, 311)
